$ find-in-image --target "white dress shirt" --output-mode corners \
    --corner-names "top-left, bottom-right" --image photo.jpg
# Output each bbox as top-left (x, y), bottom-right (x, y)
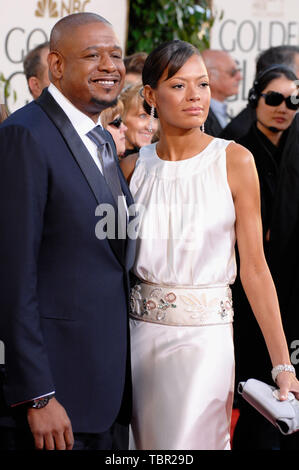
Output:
top-left (48, 83), bottom-right (103, 173)
top-left (210, 98), bottom-right (230, 129)
top-left (48, 84), bottom-right (127, 217)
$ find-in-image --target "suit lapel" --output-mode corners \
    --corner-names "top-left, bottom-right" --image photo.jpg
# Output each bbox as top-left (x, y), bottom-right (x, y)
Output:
top-left (116, 156), bottom-right (136, 269)
top-left (36, 89), bottom-right (127, 267)
top-left (104, 129), bottom-right (137, 269)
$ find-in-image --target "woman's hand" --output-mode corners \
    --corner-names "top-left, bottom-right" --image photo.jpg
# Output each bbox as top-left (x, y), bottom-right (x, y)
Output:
top-left (276, 372), bottom-right (299, 401)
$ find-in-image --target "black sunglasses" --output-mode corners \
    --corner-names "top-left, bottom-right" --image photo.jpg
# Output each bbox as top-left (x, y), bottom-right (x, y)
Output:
top-left (260, 91), bottom-right (299, 110)
top-left (108, 116), bottom-right (123, 128)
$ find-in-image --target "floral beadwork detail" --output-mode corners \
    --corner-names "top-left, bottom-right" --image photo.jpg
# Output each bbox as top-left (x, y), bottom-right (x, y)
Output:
top-left (217, 288), bottom-right (233, 319)
top-left (130, 284), bottom-right (177, 321)
top-left (180, 287), bottom-right (233, 322)
top-left (130, 283), bottom-right (234, 326)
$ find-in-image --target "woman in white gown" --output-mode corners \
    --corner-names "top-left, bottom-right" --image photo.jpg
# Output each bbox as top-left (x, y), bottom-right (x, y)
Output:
top-left (120, 40), bottom-right (299, 450)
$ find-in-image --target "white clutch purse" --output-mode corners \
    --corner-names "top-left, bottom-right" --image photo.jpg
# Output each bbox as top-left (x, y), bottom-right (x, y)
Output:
top-left (238, 378), bottom-right (299, 435)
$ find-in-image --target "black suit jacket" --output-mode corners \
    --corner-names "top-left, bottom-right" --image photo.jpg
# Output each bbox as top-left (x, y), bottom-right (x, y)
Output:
top-left (232, 118), bottom-right (299, 386)
top-left (0, 89), bottom-right (136, 433)
top-left (267, 113), bottom-right (299, 355)
top-left (220, 105), bottom-right (256, 141)
top-left (204, 108), bottom-right (223, 137)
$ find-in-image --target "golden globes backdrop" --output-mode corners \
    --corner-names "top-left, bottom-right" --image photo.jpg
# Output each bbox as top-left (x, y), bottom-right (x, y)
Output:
top-left (0, 0), bottom-right (129, 112)
top-left (211, 0), bottom-right (299, 116)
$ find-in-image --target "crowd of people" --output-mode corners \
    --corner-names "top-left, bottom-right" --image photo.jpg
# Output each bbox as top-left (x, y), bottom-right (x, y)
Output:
top-left (0, 11), bottom-right (299, 452)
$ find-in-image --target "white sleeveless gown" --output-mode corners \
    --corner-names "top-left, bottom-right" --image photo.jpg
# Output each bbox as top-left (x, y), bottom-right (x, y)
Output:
top-left (129, 139), bottom-right (236, 450)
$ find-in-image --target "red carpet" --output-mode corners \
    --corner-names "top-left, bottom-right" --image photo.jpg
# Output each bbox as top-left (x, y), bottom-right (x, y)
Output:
top-left (230, 408), bottom-right (240, 443)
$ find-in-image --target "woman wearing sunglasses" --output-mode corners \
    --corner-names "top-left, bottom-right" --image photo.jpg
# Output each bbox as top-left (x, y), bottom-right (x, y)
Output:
top-left (238, 64), bottom-right (299, 234)
top-left (232, 65), bottom-right (299, 450)
top-left (101, 99), bottom-right (128, 159)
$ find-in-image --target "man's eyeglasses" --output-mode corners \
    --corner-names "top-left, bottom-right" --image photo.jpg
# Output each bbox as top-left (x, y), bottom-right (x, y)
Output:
top-left (108, 116), bottom-right (123, 128)
top-left (210, 66), bottom-right (241, 78)
top-left (260, 91), bottom-right (299, 110)
top-left (226, 68), bottom-right (241, 77)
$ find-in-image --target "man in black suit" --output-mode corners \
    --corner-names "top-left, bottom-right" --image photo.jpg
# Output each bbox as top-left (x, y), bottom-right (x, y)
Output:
top-left (201, 49), bottom-right (242, 136)
top-left (0, 12), bottom-right (135, 451)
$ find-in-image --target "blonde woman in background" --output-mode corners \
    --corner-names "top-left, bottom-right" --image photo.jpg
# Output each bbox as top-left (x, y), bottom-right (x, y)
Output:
top-left (121, 83), bottom-right (158, 157)
top-left (0, 104), bottom-right (8, 123)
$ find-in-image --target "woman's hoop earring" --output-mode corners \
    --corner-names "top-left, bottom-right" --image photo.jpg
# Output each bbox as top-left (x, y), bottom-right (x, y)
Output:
top-left (201, 122), bottom-right (205, 133)
top-left (148, 105), bottom-right (155, 133)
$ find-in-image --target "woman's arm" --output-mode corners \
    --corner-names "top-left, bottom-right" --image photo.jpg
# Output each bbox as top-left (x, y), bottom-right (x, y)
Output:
top-left (227, 142), bottom-right (299, 399)
top-left (119, 153), bottom-right (139, 183)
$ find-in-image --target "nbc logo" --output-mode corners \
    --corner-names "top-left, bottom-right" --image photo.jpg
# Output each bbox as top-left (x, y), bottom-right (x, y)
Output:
top-left (35, 0), bottom-right (91, 18)
top-left (35, 0), bottom-right (58, 17)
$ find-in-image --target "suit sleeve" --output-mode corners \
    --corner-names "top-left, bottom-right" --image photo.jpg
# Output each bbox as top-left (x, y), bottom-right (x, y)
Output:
top-left (0, 124), bottom-right (55, 405)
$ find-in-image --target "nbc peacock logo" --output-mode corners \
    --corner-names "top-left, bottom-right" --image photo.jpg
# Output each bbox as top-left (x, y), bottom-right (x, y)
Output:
top-left (35, 0), bottom-right (59, 17)
top-left (34, 0), bottom-right (91, 18)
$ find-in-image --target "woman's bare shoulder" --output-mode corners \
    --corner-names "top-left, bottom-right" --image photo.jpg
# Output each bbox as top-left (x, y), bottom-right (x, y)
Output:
top-left (119, 153), bottom-right (139, 183)
top-left (225, 141), bottom-right (258, 197)
top-left (225, 141), bottom-right (255, 172)
top-left (226, 142), bottom-right (253, 165)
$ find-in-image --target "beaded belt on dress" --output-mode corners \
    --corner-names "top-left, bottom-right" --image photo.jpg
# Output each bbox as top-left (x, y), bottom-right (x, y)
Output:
top-left (129, 280), bottom-right (234, 326)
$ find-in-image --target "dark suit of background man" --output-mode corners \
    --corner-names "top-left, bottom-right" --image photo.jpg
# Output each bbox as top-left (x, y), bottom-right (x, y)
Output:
top-left (0, 12), bottom-right (135, 451)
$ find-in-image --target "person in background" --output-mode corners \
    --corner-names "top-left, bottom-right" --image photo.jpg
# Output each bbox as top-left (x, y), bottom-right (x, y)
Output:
top-left (101, 99), bottom-right (128, 159)
top-left (232, 64), bottom-right (299, 450)
top-left (124, 52), bottom-right (148, 85)
top-left (201, 49), bottom-right (242, 136)
top-left (221, 45), bottom-right (299, 141)
top-left (23, 42), bottom-right (50, 100)
top-left (121, 82), bottom-right (158, 157)
top-left (0, 104), bottom-right (8, 123)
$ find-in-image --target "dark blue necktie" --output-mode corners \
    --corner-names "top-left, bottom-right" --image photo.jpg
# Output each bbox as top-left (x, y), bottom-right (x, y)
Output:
top-left (87, 126), bottom-right (127, 240)
top-left (87, 126), bottom-right (124, 205)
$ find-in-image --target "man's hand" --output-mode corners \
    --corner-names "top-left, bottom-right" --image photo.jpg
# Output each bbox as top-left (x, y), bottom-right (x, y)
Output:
top-left (27, 397), bottom-right (74, 450)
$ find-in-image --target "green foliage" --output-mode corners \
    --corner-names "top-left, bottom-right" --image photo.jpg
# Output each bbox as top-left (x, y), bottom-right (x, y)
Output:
top-left (0, 73), bottom-right (17, 103)
top-left (126, 0), bottom-right (214, 55)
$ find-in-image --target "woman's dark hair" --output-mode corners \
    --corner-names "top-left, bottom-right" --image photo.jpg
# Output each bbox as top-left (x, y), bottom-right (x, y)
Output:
top-left (255, 65), bottom-right (297, 94)
top-left (142, 40), bottom-right (201, 116)
top-left (256, 45), bottom-right (299, 76)
top-left (248, 64), bottom-right (298, 108)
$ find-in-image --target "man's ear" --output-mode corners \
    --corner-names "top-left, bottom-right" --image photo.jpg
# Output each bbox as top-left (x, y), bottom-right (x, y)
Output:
top-left (47, 51), bottom-right (64, 81)
top-left (28, 76), bottom-right (41, 100)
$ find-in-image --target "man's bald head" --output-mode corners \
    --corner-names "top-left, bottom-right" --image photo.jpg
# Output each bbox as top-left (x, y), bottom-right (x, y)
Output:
top-left (201, 49), bottom-right (242, 101)
top-left (50, 12), bottom-right (111, 51)
top-left (201, 49), bottom-right (231, 69)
